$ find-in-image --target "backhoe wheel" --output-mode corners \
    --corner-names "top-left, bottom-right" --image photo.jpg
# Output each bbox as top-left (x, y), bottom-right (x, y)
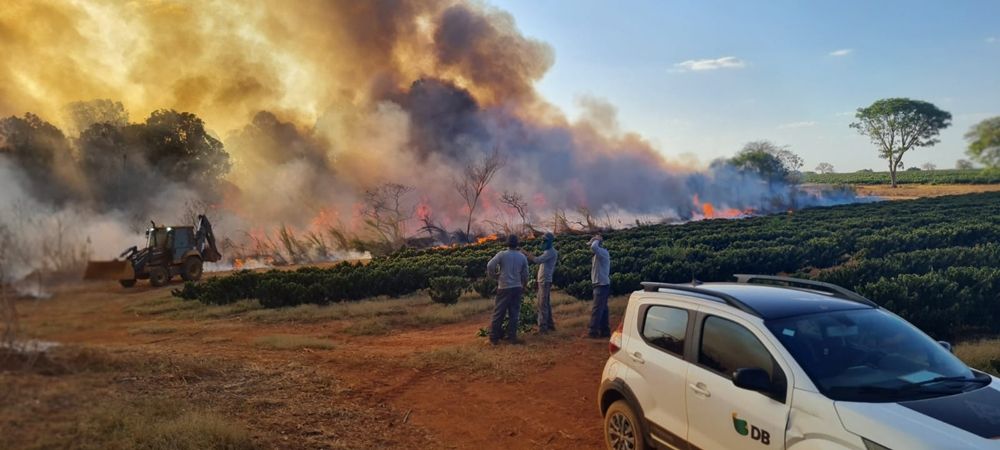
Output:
top-left (604, 400), bottom-right (647, 450)
top-left (149, 267), bottom-right (169, 287)
top-left (181, 257), bottom-right (203, 282)
top-left (119, 279), bottom-right (137, 288)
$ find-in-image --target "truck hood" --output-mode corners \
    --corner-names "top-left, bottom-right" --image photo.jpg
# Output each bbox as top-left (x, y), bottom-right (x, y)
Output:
top-left (835, 380), bottom-right (1000, 449)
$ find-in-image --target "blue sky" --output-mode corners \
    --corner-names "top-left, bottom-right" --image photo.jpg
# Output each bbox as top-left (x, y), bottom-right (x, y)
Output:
top-left (489, 0), bottom-right (1000, 172)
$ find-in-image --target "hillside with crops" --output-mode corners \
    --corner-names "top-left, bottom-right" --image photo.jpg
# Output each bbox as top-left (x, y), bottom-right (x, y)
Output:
top-left (804, 169), bottom-right (1000, 185)
top-left (176, 191), bottom-right (1000, 340)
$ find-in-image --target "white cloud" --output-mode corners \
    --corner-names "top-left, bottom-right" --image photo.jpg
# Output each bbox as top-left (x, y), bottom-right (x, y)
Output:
top-left (672, 56), bottom-right (746, 72)
top-left (777, 121), bottom-right (818, 129)
top-left (828, 48), bottom-right (853, 57)
top-left (987, 37), bottom-right (997, 44)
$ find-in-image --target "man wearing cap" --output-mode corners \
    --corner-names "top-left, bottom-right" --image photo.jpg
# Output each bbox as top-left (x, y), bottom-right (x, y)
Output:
top-left (523, 232), bottom-right (558, 334)
top-left (486, 234), bottom-right (530, 345)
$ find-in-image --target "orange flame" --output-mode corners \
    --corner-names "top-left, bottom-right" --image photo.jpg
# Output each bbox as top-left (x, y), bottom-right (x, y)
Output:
top-left (475, 233), bottom-right (499, 245)
top-left (692, 194), bottom-right (751, 219)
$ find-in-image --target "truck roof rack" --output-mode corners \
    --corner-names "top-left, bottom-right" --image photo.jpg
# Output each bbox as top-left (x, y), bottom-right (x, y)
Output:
top-left (641, 282), bottom-right (761, 317)
top-left (733, 274), bottom-right (878, 308)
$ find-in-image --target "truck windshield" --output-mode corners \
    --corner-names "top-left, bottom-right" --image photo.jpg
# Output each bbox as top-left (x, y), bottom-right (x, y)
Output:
top-left (766, 308), bottom-right (986, 402)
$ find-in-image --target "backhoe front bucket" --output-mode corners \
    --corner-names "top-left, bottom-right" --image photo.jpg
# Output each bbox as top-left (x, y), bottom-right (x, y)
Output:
top-left (83, 260), bottom-right (134, 281)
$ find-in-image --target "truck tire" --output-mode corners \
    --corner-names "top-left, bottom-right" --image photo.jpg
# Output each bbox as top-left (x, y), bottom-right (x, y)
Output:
top-left (119, 279), bottom-right (137, 288)
top-left (149, 266), bottom-right (170, 287)
top-left (181, 257), bottom-right (203, 281)
top-left (604, 399), bottom-right (647, 450)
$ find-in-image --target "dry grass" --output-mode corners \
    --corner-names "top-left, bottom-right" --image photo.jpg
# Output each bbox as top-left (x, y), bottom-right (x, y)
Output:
top-left (65, 398), bottom-right (256, 450)
top-left (335, 295), bottom-right (493, 335)
top-left (405, 342), bottom-right (556, 381)
top-left (955, 339), bottom-right (1000, 376)
top-left (854, 184), bottom-right (1000, 199)
top-left (128, 324), bottom-right (177, 335)
top-left (252, 334), bottom-right (335, 350)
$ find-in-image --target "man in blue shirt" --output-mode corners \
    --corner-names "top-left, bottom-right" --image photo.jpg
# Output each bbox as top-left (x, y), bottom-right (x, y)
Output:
top-left (523, 232), bottom-right (558, 333)
top-left (486, 234), bottom-right (530, 345)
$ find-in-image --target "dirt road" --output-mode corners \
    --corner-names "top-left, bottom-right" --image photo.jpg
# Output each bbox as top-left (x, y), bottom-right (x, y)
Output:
top-left (3, 281), bottom-right (618, 449)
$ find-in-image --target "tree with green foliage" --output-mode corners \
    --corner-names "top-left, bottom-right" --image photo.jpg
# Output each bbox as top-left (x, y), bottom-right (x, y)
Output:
top-left (140, 110), bottom-right (231, 188)
top-left (728, 140), bottom-right (802, 184)
top-left (965, 117), bottom-right (1000, 169)
top-left (849, 98), bottom-right (951, 188)
top-left (0, 113), bottom-right (78, 203)
top-left (955, 159), bottom-right (975, 170)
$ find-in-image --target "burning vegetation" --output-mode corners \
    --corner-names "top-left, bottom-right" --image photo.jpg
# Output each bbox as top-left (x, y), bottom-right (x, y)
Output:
top-left (0, 1), bottom-right (856, 278)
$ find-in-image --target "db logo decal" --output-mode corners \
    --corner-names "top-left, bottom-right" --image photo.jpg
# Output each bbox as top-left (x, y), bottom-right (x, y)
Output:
top-left (732, 412), bottom-right (771, 445)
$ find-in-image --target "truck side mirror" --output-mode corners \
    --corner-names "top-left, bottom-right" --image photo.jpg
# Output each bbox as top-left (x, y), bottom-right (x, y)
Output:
top-left (937, 341), bottom-right (953, 353)
top-left (733, 368), bottom-right (772, 393)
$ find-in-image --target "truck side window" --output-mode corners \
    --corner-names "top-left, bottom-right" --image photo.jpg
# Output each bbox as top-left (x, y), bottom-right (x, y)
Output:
top-left (699, 316), bottom-right (775, 379)
top-left (642, 306), bottom-right (688, 356)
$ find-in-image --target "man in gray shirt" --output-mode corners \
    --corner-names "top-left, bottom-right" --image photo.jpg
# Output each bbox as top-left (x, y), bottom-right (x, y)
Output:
top-left (486, 234), bottom-right (530, 345)
top-left (588, 234), bottom-right (611, 338)
top-left (523, 232), bottom-right (558, 333)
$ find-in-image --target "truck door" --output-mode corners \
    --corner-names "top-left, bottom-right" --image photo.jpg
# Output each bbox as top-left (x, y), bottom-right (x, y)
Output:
top-left (624, 303), bottom-right (693, 449)
top-left (685, 314), bottom-right (791, 450)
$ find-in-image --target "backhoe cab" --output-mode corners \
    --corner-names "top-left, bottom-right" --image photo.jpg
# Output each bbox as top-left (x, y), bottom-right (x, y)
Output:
top-left (84, 215), bottom-right (222, 288)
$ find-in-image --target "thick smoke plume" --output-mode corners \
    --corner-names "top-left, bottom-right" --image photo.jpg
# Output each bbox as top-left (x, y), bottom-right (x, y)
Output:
top-left (0, 1), bottom-right (853, 274)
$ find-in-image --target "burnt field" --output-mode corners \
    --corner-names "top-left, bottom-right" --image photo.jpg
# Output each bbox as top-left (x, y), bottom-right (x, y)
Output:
top-left (3, 192), bottom-right (1000, 449)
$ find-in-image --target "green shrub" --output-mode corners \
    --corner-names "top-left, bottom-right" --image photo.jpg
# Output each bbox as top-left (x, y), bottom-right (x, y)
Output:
top-left (171, 282), bottom-right (200, 300)
top-left (477, 291), bottom-right (538, 337)
top-left (428, 276), bottom-right (467, 305)
top-left (565, 280), bottom-right (592, 301)
top-left (471, 277), bottom-right (497, 298)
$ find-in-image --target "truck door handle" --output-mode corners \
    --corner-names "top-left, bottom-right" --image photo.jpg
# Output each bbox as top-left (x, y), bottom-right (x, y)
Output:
top-left (689, 382), bottom-right (711, 398)
top-left (630, 352), bottom-right (645, 364)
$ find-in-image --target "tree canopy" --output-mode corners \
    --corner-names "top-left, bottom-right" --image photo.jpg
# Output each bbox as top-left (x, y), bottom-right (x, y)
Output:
top-left (965, 116), bottom-right (1000, 169)
top-left (849, 98), bottom-right (951, 187)
top-left (727, 140), bottom-right (802, 183)
top-left (815, 162), bottom-right (835, 174)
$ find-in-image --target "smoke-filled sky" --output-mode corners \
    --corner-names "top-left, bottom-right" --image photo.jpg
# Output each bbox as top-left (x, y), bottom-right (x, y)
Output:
top-left (496, 0), bottom-right (1000, 172)
top-left (0, 0), bottom-right (860, 269)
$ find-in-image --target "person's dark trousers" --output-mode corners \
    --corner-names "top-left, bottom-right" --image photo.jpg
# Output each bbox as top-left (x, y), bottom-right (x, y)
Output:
top-left (588, 284), bottom-right (611, 337)
top-left (490, 287), bottom-right (523, 343)
top-left (536, 281), bottom-right (554, 332)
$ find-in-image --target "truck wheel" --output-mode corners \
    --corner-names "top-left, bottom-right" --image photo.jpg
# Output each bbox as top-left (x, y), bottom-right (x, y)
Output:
top-left (181, 257), bottom-right (203, 281)
top-left (604, 400), bottom-right (647, 450)
top-left (119, 279), bottom-right (137, 288)
top-left (149, 267), bottom-right (169, 287)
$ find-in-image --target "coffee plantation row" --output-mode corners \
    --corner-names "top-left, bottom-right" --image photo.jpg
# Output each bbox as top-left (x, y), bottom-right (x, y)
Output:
top-left (803, 168), bottom-right (1000, 185)
top-left (174, 192), bottom-right (1000, 339)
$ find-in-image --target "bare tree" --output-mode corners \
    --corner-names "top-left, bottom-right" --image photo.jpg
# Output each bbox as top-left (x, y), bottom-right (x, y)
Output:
top-left (499, 191), bottom-right (530, 234)
top-left (573, 207), bottom-right (599, 232)
top-left (454, 148), bottom-right (506, 237)
top-left (0, 224), bottom-right (20, 352)
top-left (815, 162), bottom-right (835, 174)
top-left (955, 159), bottom-right (975, 170)
top-left (362, 183), bottom-right (415, 244)
top-left (920, 162), bottom-right (937, 171)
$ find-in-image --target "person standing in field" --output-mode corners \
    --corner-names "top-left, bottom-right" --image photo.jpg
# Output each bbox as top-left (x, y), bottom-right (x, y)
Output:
top-left (486, 234), bottom-right (530, 345)
top-left (523, 232), bottom-right (558, 334)
top-left (587, 234), bottom-right (611, 339)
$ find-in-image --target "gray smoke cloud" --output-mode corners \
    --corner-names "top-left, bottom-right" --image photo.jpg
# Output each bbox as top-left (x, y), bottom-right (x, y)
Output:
top-left (0, 0), bottom-right (857, 276)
